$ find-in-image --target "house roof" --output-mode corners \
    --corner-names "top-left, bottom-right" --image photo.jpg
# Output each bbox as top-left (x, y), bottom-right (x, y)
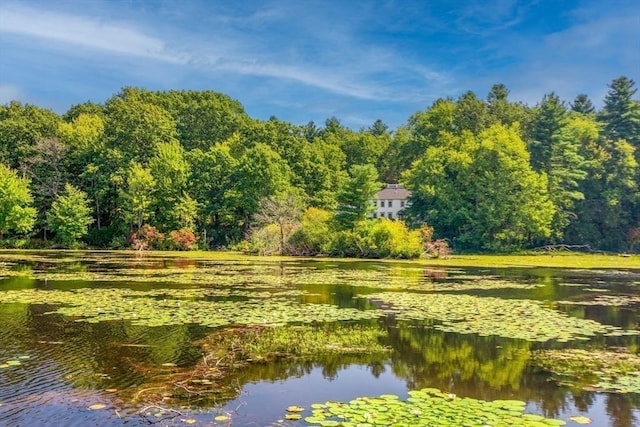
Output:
top-left (376, 186), bottom-right (411, 200)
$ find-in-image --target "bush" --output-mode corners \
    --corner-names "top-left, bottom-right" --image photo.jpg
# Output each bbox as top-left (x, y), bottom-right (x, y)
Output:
top-left (370, 219), bottom-right (422, 259)
top-left (420, 224), bottom-right (451, 258)
top-left (167, 228), bottom-right (198, 251)
top-left (129, 224), bottom-right (164, 250)
top-left (248, 224), bottom-right (282, 255)
top-left (287, 208), bottom-right (333, 255)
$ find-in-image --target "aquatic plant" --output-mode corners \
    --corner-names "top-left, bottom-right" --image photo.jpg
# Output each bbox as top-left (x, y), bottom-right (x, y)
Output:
top-left (364, 292), bottom-right (638, 342)
top-left (300, 388), bottom-right (566, 426)
top-left (531, 349), bottom-right (640, 394)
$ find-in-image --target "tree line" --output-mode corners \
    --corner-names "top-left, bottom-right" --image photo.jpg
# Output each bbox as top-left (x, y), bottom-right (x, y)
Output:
top-left (0, 77), bottom-right (638, 254)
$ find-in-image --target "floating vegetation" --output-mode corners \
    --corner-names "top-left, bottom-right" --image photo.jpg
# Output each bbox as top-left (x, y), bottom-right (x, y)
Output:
top-left (301, 388), bottom-right (566, 426)
top-left (0, 254), bottom-right (539, 293)
top-left (556, 294), bottom-right (640, 306)
top-left (131, 325), bottom-right (390, 405)
top-left (0, 288), bottom-right (381, 327)
top-left (364, 292), bottom-right (638, 342)
top-left (198, 324), bottom-right (390, 362)
top-left (531, 349), bottom-right (640, 394)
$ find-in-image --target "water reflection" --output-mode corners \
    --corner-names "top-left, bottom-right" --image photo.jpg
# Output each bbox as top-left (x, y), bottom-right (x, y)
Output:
top-left (0, 253), bottom-right (638, 426)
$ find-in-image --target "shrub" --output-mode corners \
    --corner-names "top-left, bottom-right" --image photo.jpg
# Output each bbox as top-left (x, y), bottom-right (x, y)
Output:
top-left (129, 224), bottom-right (164, 250)
top-left (370, 219), bottom-right (422, 259)
top-left (287, 208), bottom-right (333, 255)
top-left (167, 228), bottom-right (198, 251)
top-left (420, 224), bottom-right (451, 258)
top-left (248, 224), bottom-right (281, 255)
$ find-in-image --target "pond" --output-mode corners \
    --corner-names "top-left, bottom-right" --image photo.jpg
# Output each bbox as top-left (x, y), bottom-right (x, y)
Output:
top-left (0, 251), bottom-right (638, 426)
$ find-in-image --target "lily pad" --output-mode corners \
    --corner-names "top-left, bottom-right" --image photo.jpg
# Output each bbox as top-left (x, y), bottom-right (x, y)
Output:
top-left (299, 388), bottom-right (564, 426)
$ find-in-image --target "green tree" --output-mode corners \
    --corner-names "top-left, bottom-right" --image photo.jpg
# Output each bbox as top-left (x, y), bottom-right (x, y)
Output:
top-left (405, 125), bottom-right (555, 251)
top-left (335, 164), bottom-right (381, 229)
top-left (225, 143), bottom-right (292, 238)
top-left (571, 94), bottom-right (595, 115)
top-left (120, 163), bottom-right (155, 230)
top-left (599, 76), bottom-right (640, 147)
top-left (454, 91), bottom-right (489, 135)
top-left (528, 92), bottom-right (567, 172)
top-left (0, 101), bottom-right (61, 169)
top-left (0, 164), bottom-right (36, 238)
top-left (148, 140), bottom-right (190, 230)
top-left (47, 183), bottom-right (93, 247)
top-left (486, 84), bottom-right (531, 127)
top-left (546, 118), bottom-right (589, 239)
top-left (104, 91), bottom-right (178, 165)
top-left (186, 144), bottom-right (238, 244)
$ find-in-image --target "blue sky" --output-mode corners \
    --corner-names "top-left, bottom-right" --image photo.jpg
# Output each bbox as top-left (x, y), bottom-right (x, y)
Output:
top-left (0, 0), bottom-right (638, 129)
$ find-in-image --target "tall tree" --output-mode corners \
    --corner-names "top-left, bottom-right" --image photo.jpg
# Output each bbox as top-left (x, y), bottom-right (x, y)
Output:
top-left (47, 184), bottom-right (93, 247)
top-left (104, 93), bottom-right (178, 165)
top-left (335, 164), bottom-right (381, 229)
top-left (21, 137), bottom-right (69, 239)
top-left (120, 163), bottom-right (155, 230)
top-left (0, 101), bottom-right (61, 169)
top-left (571, 94), bottom-right (595, 115)
top-left (225, 143), bottom-right (292, 237)
top-left (486, 84), bottom-right (531, 128)
top-left (599, 76), bottom-right (640, 147)
top-left (528, 92), bottom-right (567, 172)
top-left (0, 164), bottom-right (36, 238)
top-left (405, 125), bottom-right (555, 251)
top-left (547, 118), bottom-right (589, 239)
top-left (454, 91), bottom-right (489, 135)
top-left (148, 140), bottom-right (190, 230)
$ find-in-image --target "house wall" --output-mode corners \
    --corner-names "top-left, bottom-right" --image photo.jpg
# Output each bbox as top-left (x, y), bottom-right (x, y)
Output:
top-left (370, 198), bottom-right (408, 219)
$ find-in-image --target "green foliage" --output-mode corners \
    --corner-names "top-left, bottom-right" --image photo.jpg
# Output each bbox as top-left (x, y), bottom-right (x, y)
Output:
top-left (335, 164), bottom-right (381, 229)
top-left (1, 77), bottom-right (638, 254)
top-left (0, 164), bottom-right (36, 238)
top-left (46, 183), bottom-right (93, 247)
top-left (120, 163), bottom-right (155, 229)
top-left (287, 207), bottom-right (333, 255)
top-left (405, 124), bottom-right (555, 251)
top-left (369, 219), bottom-right (422, 258)
top-left (305, 388), bottom-right (565, 426)
top-left (0, 101), bottom-right (61, 169)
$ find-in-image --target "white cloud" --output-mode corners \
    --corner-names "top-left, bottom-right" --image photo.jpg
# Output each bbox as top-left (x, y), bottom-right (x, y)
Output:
top-left (0, 5), bottom-right (182, 63)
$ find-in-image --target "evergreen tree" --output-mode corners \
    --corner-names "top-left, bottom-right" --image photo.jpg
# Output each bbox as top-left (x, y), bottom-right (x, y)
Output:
top-left (571, 94), bottom-right (595, 115)
top-left (335, 164), bottom-right (381, 229)
top-left (600, 77), bottom-right (640, 146)
top-left (528, 93), bottom-right (567, 172)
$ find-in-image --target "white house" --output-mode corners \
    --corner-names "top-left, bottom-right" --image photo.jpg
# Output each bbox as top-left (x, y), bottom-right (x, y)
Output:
top-left (370, 184), bottom-right (411, 219)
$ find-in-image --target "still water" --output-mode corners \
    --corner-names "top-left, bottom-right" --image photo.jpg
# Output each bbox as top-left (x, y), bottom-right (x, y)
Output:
top-left (0, 251), bottom-right (638, 426)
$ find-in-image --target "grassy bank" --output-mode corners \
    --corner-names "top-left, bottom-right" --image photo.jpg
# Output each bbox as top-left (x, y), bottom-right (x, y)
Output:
top-left (0, 249), bottom-right (638, 269)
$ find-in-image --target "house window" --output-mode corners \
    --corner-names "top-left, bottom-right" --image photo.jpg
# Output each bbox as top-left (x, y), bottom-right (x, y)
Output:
top-left (388, 212), bottom-right (393, 219)
top-left (400, 201), bottom-right (405, 207)
top-left (372, 213), bottom-right (377, 218)
top-left (388, 200), bottom-right (393, 208)
top-left (380, 200), bottom-right (385, 207)
top-left (372, 200), bottom-right (377, 207)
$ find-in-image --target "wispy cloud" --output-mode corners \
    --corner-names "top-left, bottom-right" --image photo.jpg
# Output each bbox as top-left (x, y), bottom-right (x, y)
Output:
top-left (0, 4), bottom-right (182, 63)
top-left (0, 3), bottom-right (443, 103)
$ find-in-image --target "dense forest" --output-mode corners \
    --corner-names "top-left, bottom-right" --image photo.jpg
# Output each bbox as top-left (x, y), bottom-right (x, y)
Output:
top-left (0, 77), bottom-right (638, 255)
